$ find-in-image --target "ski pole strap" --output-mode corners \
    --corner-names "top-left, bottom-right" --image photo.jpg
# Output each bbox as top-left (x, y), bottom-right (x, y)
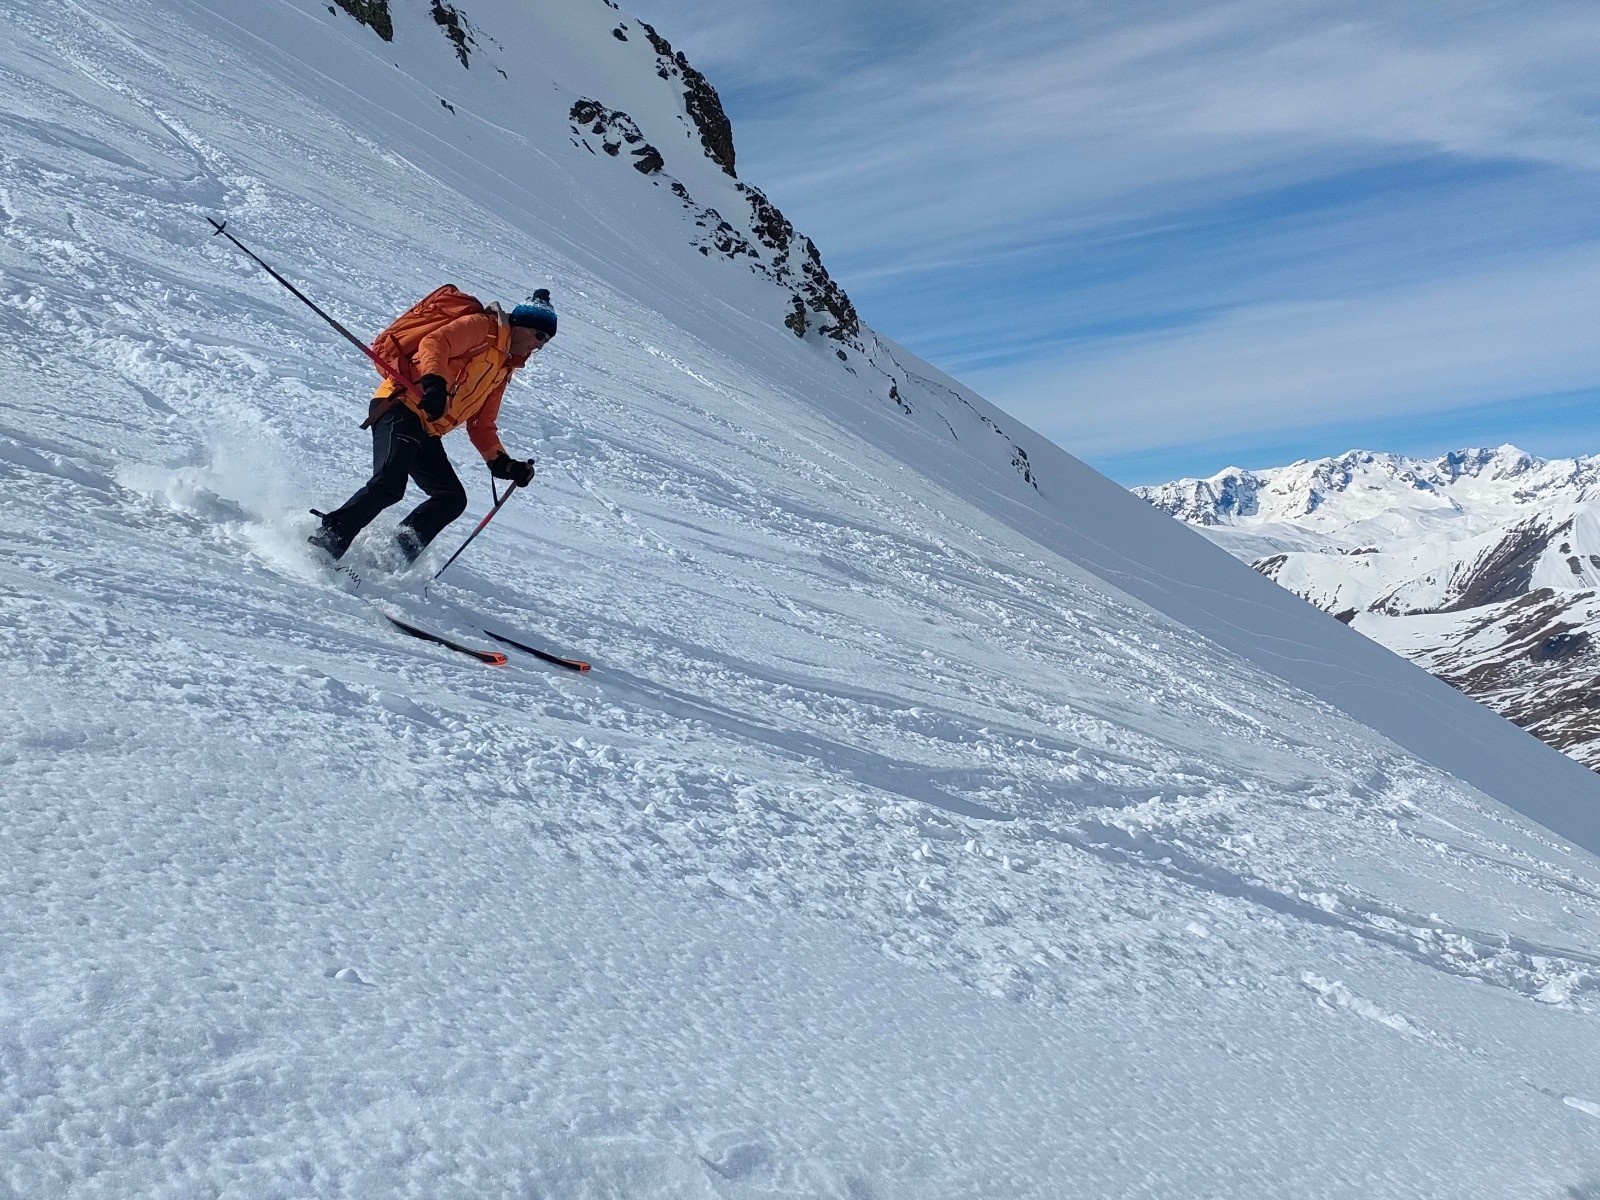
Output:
top-left (205, 216), bottom-right (412, 397)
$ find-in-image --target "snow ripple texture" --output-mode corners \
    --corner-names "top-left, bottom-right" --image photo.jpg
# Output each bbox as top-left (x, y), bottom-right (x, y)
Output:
top-left (3, 0), bottom-right (1600, 1196)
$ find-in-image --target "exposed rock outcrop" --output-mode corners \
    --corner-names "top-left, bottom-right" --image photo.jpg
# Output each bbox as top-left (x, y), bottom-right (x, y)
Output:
top-left (431, 1), bottom-right (475, 67)
top-left (1419, 588), bottom-right (1600, 767)
top-left (669, 181), bottom-right (756, 258)
top-left (331, 0), bottom-right (393, 42)
top-left (738, 184), bottom-right (859, 344)
top-left (570, 99), bottom-right (666, 175)
top-left (638, 22), bottom-right (736, 177)
top-left (1440, 518), bottom-right (1559, 612)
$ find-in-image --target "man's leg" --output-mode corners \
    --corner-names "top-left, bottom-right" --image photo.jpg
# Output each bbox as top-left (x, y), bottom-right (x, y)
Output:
top-left (395, 436), bottom-right (469, 559)
top-left (314, 407), bottom-right (424, 558)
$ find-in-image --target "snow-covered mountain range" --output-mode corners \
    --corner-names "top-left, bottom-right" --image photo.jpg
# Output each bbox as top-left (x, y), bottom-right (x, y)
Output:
top-left (7, 1), bottom-right (1600, 1194)
top-left (1138, 446), bottom-right (1600, 767)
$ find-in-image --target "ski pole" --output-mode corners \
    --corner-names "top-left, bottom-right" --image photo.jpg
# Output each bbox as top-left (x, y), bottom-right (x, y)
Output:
top-left (431, 479), bottom-right (522, 582)
top-left (203, 216), bottom-right (414, 397)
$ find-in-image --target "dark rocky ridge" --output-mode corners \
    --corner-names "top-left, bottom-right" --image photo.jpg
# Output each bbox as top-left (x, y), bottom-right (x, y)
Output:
top-left (568, 88), bottom-right (859, 348)
top-left (1439, 518), bottom-right (1560, 613)
top-left (738, 184), bottom-right (859, 343)
top-left (430, 1), bottom-right (475, 67)
top-left (1424, 589), bottom-right (1600, 768)
top-left (329, 3), bottom-right (857, 351)
top-left (570, 100), bottom-right (666, 175)
top-left (331, 0), bottom-right (393, 41)
top-left (637, 21), bottom-right (736, 177)
top-left (1264, 541), bottom-right (1600, 769)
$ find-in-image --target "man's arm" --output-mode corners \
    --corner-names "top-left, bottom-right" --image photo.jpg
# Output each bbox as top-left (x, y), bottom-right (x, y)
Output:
top-left (471, 382), bottom-right (535, 486)
top-left (465, 383), bottom-right (507, 461)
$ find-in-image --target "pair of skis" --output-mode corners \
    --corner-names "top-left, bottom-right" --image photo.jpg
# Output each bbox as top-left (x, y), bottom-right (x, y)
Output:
top-left (382, 615), bottom-right (590, 672)
top-left (323, 554), bottom-right (587, 672)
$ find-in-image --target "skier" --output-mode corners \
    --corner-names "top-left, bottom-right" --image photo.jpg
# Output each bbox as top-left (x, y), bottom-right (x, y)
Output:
top-left (308, 287), bottom-right (556, 564)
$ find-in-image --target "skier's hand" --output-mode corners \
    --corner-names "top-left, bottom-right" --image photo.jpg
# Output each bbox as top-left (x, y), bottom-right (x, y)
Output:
top-left (418, 374), bottom-right (449, 420)
top-left (489, 451), bottom-right (535, 488)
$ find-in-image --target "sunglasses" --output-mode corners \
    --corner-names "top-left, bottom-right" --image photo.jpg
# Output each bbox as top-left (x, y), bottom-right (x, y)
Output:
top-left (528, 329), bottom-right (552, 345)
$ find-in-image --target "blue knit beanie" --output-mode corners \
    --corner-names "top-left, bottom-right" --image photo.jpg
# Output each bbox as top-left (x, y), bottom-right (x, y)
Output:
top-left (510, 288), bottom-right (558, 337)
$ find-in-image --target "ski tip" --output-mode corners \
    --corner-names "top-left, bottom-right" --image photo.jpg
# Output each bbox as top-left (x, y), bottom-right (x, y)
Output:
top-left (481, 628), bottom-right (591, 672)
top-left (382, 613), bottom-right (506, 667)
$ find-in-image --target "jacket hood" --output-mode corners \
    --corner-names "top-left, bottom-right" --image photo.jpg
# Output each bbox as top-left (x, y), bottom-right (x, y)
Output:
top-left (488, 302), bottom-right (535, 367)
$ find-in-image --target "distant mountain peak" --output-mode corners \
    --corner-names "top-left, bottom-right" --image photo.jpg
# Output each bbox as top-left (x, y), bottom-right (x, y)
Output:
top-left (1137, 446), bottom-right (1600, 531)
top-left (1139, 443), bottom-right (1600, 770)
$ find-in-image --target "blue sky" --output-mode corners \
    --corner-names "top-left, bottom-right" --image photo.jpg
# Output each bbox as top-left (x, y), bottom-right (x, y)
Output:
top-left (624, 0), bottom-right (1600, 484)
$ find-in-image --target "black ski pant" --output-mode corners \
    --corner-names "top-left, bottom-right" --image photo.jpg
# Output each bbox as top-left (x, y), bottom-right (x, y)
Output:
top-left (322, 404), bottom-right (468, 549)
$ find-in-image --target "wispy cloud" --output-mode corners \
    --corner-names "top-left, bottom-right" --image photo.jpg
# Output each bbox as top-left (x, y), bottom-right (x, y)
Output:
top-left (683, 0), bottom-right (1600, 245)
top-left (625, 0), bottom-right (1600, 481)
top-left (978, 247), bottom-right (1600, 453)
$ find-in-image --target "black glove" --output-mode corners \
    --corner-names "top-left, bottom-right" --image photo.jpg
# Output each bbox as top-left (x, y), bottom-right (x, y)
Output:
top-left (418, 374), bottom-right (449, 421)
top-left (489, 451), bottom-right (535, 487)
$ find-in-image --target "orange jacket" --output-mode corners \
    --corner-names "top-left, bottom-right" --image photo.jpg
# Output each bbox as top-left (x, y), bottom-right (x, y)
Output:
top-left (374, 307), bottom-right (530, 460)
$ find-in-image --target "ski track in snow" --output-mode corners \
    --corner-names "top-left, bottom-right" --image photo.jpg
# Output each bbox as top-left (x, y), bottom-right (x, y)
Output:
top-left (5, 0), bottom-right (1600, 1195)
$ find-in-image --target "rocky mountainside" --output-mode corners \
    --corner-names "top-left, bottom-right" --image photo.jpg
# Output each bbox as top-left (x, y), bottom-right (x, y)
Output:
top-left (328, 0), bottom-right (1037, 487)
top-left (1138, 446), bottom-right (1600, 768)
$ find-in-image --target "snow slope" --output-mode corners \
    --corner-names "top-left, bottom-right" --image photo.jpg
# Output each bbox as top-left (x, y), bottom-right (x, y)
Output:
top-left (6, 1), bottom-right (1600, 1195)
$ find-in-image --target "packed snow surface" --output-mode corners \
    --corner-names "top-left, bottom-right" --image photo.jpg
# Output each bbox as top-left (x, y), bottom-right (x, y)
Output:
top-left (5, 1), bottom-right (1600, 1196)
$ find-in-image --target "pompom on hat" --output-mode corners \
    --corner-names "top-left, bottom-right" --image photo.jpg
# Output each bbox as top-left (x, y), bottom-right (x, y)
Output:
top-left (510, 288), bottom-right (557, 338)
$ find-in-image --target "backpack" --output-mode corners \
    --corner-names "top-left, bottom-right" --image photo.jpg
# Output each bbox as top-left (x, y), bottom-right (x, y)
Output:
top-left (370, 285), bottom-right (485, 382)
